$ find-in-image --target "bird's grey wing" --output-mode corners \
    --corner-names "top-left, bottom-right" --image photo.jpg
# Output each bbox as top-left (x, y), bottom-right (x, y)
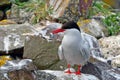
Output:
top-left (58, 45), bottom-right (64, 60)
top-left (82, 32), bottom-right (102, 57)
top-left (79, 43), bottom-right (90, 60)
top-left (86, 34), bottom-right (102, 57)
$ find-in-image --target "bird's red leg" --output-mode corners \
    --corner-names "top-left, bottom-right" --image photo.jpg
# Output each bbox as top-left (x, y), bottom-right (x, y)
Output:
top-left (65, 64), bottom-right (72, 74)
top-left (75, 65), bottom-right (81, 75)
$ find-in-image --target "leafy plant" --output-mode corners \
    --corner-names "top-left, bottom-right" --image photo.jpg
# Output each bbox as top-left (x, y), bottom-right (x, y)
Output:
top-left (88, 0), bottom-right (112, 18)
top-left (88, 0), bottom-right (120, 36)
top-left (10, 0), bottom-right (26, 7)
top-left (102, 12), bottom-right (120, 35)
top-left (10, 0), bottom-right (53, 24)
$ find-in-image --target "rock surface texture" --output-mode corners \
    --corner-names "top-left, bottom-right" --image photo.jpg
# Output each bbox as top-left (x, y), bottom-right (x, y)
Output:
top-left (99, 35), bottom-right (120, 68)
top-left (0, 23), bottom-right (42, 55)
top-left (41, 70), bottom-right (99, 80)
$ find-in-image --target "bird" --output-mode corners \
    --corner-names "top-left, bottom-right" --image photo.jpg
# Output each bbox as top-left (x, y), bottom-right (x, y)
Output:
top-left (52, 21), bottom-right (91, 75)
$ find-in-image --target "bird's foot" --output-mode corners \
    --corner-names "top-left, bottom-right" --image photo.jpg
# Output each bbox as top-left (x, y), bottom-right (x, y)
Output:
top-left (65, 69), bottom-right (72, 74)
top-left (74, 65), bottom-right (81, 75)
top-left (75, 71), bottom-right (81, 75)
top-left (64, 64), bottom-right (73, 74)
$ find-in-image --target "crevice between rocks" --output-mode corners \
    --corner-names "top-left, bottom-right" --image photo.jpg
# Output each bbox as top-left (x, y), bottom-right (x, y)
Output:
top-left (0, 47), bottom-right (24, 59)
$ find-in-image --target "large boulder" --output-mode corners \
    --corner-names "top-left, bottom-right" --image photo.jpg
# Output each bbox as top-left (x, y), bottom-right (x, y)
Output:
top-left (23, 22), bottom-right (66, 70)
top-left (0, 23), bottom-right (42, 57)
top-left (0, 59), bottom-right (37, 80)
top-left (41, 70), bottom-right (99, 80)
top-left (23, 35), bottom-right (64, 69)
top-left (82, 62), bottom-right (120, 80)
top-left (77, 19), bottom-right (109, 38)
top-left (99, 35), bottom-right (120, 68)
top-left (0, 59), bottom-right (99, 80)
top-left (7, 4), bottom-right (33, 24)
top-left (58, 0), bottom-right (80, 22)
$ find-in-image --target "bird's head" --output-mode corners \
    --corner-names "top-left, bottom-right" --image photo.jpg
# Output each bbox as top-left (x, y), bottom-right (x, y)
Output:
top-left (52, 21), bottom-right (80, 34)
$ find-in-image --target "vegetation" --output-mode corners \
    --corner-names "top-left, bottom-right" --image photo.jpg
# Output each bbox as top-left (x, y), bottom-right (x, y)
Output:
top-left (90, 1), bottom-right (120, 36)
top-left (9, 0), bottom-right (120, 35)
top-left (10, 0), bottom-right (53, 24)
top-left (91, 0), bottom-right (112, 17)
top-left (102, 12), bottom-right (120, 35)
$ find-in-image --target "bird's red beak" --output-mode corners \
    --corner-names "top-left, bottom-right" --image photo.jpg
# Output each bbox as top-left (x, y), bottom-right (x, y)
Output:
top-left (52, 28), bottom-right (65, 34)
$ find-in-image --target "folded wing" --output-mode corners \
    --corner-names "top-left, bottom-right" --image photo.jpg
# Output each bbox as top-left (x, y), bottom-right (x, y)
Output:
top-left (58, 45), bottom-right (64, 60)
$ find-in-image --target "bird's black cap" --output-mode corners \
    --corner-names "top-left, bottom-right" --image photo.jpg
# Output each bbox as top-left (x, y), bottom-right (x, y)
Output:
top-left (61, 21), bottom-right (81, 32)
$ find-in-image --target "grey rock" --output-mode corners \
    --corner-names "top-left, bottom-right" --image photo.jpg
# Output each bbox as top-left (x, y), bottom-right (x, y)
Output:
top-left (102, 69), bottom-right (120, 80)
top-left (40, 70), bottom-right (99, 80)
top-left (0, 59), bottom-right (37, 80)
top-left (99, 35), bottom-right (120, 68)
top-left (36, 70), bottom-right (57, 80)
top-left (23, 35), bottom-right (63, 69)
top-left (81, 62), bottom-right (120, 80)
top-left (23, 22), bottom-right (66, 70)
top-left (58, 0), bottom-right (80, 22)
top-left (78, 19), bottom-right (108, 39)
top-left (0, 23), bottom-right (40, 54)
top-left (8, 4), bottom-right (33, 24)
top-left (7, 69), bottom-right (36, 80)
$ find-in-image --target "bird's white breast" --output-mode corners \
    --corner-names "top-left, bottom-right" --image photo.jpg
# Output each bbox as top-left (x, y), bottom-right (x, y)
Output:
top-left (61, 29), bottom-right (90, 65)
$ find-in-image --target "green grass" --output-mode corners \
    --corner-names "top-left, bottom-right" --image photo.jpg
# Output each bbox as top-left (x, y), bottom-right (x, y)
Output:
top-left (10, 0), bottom-right (53, 24)
top-left (102, 12), bottom-right (120, 35)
